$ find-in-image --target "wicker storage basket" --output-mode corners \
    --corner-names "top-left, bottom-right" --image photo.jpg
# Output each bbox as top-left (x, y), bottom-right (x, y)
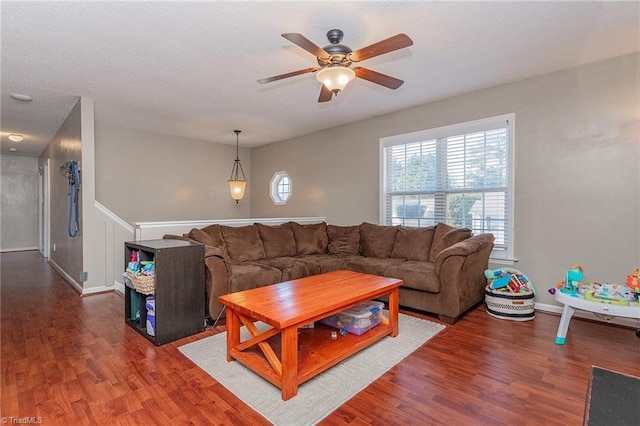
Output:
top-left (126, 270), bottom-right (155, 295)
top-left (485, 286), bottom-right (535, 321)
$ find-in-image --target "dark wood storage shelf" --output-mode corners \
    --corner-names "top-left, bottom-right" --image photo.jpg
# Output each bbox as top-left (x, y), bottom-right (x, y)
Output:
top-left (124, 239), bottom-right (204, 345)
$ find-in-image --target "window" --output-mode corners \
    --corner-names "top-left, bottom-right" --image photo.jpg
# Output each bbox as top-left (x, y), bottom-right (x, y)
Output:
top-left (270, 171), bottom-right (292, 205)
top-left (380, 114), bottom-right (514, 261)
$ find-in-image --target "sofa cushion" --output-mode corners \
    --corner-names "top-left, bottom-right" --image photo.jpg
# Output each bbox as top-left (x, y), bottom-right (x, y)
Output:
top-left (345, 256), bottom-right (406, 276)
top-left (201, 224), bottom-right (227, 246)
top-left (429, 223), bottom-right (472, 263)
top-left (327, 225), bottom-right (361, 256)
top-left (221, 225), bottom-right (266, 262)
top-left (257, 223), bottom-right (297, 258)
top-left (188, 226), bottom-right (230, 259)
top-left (256, 256), bottom-right (322, 281)
top-left (359, 222), bottom-right (399, 258)
top-left (384, 261), bottom-right (440, 293)
top-left (227, 262), bottom-right (282, 293)
top-left (290, 222), bottom-right (329, 255)
top-left (302, 254), bottom-right (349, 273)
top-left (391, 226), bottom-right (435, 261)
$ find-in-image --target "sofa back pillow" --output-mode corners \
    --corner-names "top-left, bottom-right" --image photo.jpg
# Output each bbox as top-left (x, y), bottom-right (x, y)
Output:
top-left (221, 224), bottom-right (266, 262)
top-left (428, 223), bottom-right (472, 262)
top-left (391, 226), bottom-right (435, 261)
top-left (290, 222), bottom-right (328, 255)
top-left (327, 225), bottom-right (360, 256)
top-left (359, 222), bottom-right (399, 258)
top-left (188, 226), bottom-right (229, 259)
top-left (257, 223), bottom-right (297, 258)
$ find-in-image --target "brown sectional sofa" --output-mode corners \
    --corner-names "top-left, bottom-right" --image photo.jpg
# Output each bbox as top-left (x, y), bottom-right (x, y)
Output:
top-left (164, 221), bottom-right (494, 324)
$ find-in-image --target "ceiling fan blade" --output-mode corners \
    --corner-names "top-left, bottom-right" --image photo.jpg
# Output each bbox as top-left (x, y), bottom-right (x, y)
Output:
top-left (257, 67), bottom-right (318, 84)
top-left (282, 33), bottom-right (330, 58)
top-left (349, 34), bottom-right (413, 62)
top-left (354, 67), bottom-right (404, 89)
top-left (318, 84), bottom-right (333, 103)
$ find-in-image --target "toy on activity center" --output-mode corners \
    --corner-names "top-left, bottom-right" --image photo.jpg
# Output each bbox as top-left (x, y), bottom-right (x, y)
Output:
top-left (554, 264), bottom-right (584, 297)
top-left (626, 267), bottom-right (640, 305)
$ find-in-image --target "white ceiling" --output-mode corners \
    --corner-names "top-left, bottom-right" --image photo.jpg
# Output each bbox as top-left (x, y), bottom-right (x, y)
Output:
top-left (2, 1), bottom-right (639, 157)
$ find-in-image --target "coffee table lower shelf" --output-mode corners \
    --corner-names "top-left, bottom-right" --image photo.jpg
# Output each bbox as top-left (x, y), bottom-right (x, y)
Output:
top-left (228, 320), bottom-right (394, 397)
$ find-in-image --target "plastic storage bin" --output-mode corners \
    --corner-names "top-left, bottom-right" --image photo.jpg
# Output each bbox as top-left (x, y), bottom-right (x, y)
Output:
top-left (319, 301), bottom-right (384, 335)
top-left (146, 296), bottom-right (156, 336)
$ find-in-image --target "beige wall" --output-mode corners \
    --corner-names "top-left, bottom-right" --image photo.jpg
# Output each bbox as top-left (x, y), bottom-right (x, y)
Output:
top-left (251, 53), bottom-right (640, 307)
top-left (94, 122), bottom-right (250, 223)
top-left (0, 155), bottom-right (38, 250)
top-left (39, 99), bottom-right (83, 283)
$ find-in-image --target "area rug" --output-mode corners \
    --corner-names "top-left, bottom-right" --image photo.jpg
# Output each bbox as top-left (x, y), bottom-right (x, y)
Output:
top-left (178, 313), bottom-right (445, 426)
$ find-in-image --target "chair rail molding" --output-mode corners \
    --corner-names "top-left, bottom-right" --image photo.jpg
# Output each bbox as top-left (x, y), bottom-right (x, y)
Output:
top-left (133, 216), bottom-right (326, 241)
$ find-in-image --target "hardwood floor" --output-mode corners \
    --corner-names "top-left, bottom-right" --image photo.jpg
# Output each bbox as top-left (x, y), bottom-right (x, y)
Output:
top-left (2, 251), bottom-right (639, 425)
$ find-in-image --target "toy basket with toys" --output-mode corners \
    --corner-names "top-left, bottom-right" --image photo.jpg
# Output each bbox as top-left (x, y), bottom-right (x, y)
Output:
top-left (484, 268), bottom-right (535, 321)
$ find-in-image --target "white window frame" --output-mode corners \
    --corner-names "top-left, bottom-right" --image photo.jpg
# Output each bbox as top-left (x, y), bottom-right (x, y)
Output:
top-left (379, 114), bottom-right (515, 262)
top-left (270, 171), bottom-right (292, 205)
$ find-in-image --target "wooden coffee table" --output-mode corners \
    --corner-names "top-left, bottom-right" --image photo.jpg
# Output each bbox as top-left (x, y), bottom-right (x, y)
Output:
top-left (218, 269), bottom-right (403, 400)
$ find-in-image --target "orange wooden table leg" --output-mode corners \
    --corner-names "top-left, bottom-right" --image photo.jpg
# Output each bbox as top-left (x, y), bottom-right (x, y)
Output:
top-left (226, 308), bottom-right (240, 362)
top-left (388, 288), bottom-right (399, 337)
top-left (280, 325), bottom-right (299, 400)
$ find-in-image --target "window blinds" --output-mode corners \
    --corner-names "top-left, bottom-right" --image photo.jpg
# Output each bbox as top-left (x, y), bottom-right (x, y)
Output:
top-left (382, 114), bottom-right (513, 259)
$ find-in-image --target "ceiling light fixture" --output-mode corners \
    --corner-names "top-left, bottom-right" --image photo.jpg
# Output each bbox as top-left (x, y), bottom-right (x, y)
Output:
top-left (316, 66), bottom-right (355, 93)
top-left (10, 93), bottom-right (33, 102)
top-left (228, 130), bottom-right (247, 203)
top-left (8, 134), bottom-right (24, 142)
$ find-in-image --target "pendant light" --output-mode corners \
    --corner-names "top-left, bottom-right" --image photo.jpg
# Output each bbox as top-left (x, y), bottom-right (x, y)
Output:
top-left (228, 130), bottom-right (247, 203)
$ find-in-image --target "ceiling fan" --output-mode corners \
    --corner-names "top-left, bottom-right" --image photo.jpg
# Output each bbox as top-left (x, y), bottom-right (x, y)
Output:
top-left (257, 29), bottom-right (413, 103)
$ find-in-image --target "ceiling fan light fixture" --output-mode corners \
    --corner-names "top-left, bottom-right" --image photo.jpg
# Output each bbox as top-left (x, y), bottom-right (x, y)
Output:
top-left (316, 66), bottom-right (355, 93)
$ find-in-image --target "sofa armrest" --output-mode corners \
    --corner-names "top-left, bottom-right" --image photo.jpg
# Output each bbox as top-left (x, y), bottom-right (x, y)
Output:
top-left (433, 233), bottom-right (495, 321)
top-left (205, 254), bottom-right (230, 320)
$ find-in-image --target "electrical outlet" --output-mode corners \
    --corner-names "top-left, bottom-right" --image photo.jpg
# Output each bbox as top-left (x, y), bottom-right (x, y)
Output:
top-left (80, 271), bottom-right (88, 282)
top-left (53, 243), bottom-right (56, 251)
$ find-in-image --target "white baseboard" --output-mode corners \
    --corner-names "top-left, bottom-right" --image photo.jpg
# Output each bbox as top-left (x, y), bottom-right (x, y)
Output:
top-left (113, 280), bottom-right (125, 295)
top-left (48, 259), bottom-right (82, 294)
top-left (535, 302), bottom-right (639, 329)
top-left (49, 258), bottom-right (120, 296)
top-left (82, 285), bottom-right (116, 296)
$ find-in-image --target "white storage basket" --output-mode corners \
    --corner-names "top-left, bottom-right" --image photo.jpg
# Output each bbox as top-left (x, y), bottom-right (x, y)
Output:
top-left (485, 287), bottom-right (535, 321)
